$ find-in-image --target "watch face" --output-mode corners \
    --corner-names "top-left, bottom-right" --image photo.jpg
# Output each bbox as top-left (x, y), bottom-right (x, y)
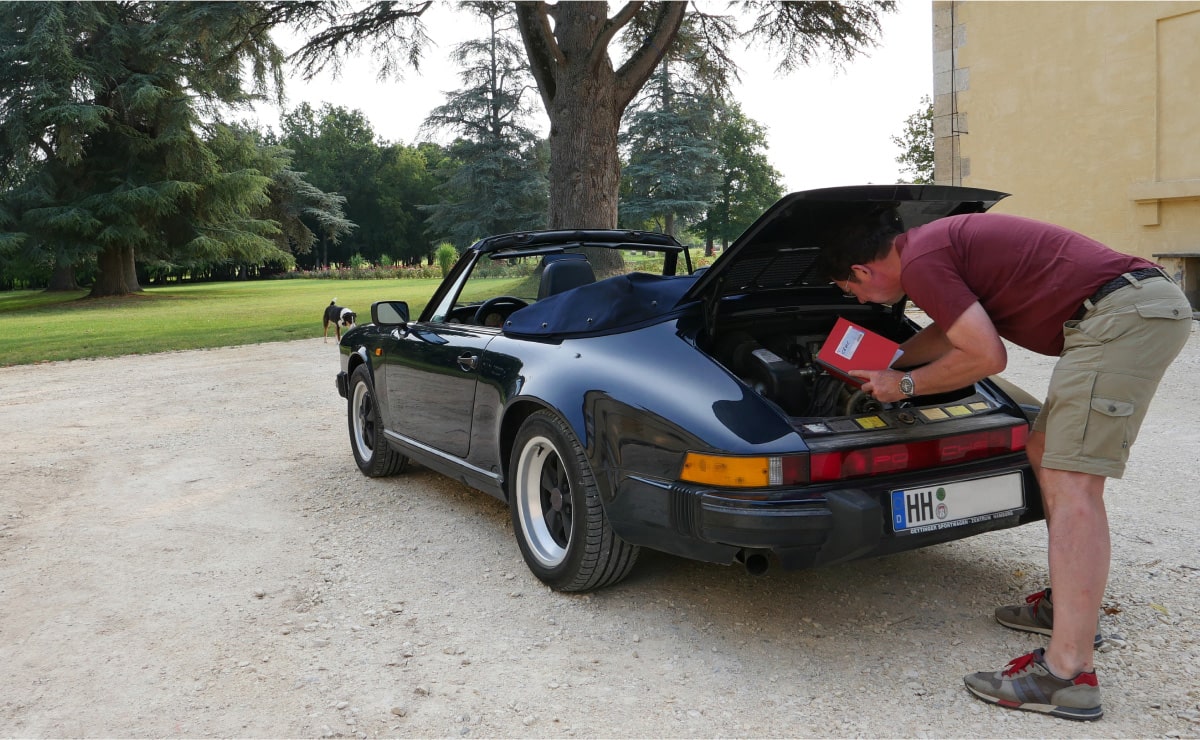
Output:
top-left (900, 374), bottom-right (914, 395)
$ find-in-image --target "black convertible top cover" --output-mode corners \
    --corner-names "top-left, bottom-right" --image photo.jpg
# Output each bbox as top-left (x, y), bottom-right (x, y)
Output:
top-left (503, 272), bottom-right (699, 338)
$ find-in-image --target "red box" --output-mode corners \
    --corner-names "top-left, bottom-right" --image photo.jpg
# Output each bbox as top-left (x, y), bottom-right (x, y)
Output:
top-left (816, 317), bottom-right (903, 387)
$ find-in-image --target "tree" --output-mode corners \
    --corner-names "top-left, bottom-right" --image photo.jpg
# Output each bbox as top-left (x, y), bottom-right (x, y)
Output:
top-left (376, 142), bottom-right (445, 265)
top-left (277, 103), bottom-right (383, 266)
top-left (230, 127), bottom-right (355, 276)
top-left (421, 2), bottom-right (548, 247)
top-left (619, 58), bottom-right (721, 238)
top-left (0, 2), bottom-right (290, 296)
top-left (892, 94), bottom-right (934, 184)
top-left (292, 1), bottom-right (896, 231)
top-left (694, 101), bottom-right (785, 253)
top-left (276, 103), bottom-right (442, 266)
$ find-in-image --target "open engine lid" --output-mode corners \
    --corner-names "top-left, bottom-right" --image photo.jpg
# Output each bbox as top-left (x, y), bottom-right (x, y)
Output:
top-left (680, 184), bottom-right (1009, 305)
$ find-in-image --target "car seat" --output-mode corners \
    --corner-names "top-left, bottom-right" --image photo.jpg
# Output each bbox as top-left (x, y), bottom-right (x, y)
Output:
top-left (537, 257), bottom-right (596, 299)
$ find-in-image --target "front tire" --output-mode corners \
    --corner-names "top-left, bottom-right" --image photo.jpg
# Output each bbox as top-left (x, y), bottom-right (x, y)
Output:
top-left (348, 365), bottom-right (408, 477)
top-left (509, 410), bottom-right (638, 591)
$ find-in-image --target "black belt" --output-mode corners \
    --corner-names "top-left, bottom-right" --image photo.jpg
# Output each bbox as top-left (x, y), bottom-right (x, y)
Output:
top-left (1076, 267), bottom-right (1167, 319)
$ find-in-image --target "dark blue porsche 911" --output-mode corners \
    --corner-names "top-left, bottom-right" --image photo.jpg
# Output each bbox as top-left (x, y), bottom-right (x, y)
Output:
top-left (336, 185), bottom-right (1044, 592)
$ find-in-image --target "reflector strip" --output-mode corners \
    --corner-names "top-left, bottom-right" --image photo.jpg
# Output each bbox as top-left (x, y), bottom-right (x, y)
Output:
top-left (810, 426), bottom-right (1027, 483)
top-left (856, 416), bottom-right (887, 430)
top-left (679, 425), bottom-right (1026, 488)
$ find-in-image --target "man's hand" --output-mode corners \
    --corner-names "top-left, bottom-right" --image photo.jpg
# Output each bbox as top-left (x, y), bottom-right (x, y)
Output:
top-left (849, 368), bottom-right (906, 403)
top-left (846, 303), bottom-right (1007, 405)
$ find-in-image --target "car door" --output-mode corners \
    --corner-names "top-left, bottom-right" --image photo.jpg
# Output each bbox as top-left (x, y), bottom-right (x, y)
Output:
top-left (379, 321), bottom-right (497, 459)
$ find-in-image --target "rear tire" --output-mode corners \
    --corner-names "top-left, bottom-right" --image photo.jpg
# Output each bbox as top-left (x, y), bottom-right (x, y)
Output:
top-left (348, 365), bottom-right (408, 477)
top-left (509, 410), bottom-right (638, 591)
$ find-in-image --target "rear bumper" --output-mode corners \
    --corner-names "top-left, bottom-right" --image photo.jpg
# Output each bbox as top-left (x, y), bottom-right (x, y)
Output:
top-left (604, 462), bottom-right (1040, 570)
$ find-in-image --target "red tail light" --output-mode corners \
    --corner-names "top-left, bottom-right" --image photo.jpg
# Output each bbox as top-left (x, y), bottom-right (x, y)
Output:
top-left (809, 426), bottom-right (1028, 483)
top-left (681, 424), bottom-right (1028, 490)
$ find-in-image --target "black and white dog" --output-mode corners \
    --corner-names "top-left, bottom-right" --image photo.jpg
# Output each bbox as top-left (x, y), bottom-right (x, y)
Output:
top-left (323, 300), bottom-right (357, 343)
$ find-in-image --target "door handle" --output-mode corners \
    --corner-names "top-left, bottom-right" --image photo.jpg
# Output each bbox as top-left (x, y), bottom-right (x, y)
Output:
top-left (457, 353), bottom-right (478, 371)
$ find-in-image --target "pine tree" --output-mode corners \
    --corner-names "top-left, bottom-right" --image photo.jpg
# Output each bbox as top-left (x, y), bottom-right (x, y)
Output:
top-left (420, 2), bottom-right (547, 247)
top-left (619, 59), bottom-right (721, 238)
top-left (0, 2), bottom-right (292, 295)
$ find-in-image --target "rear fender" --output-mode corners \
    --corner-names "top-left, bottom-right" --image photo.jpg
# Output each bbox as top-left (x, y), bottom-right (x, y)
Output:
top-left (498, 398), bottom-right (557, 502)
top-left (986, 374), bottom-right (1042, 424)
top-left (499, 323), bottom-right (802, 481)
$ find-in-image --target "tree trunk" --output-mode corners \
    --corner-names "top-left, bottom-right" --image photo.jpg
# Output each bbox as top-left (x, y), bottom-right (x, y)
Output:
top-left (516, 2), bottom-right (685, 274)
top-left (541, 16), bottom-right (622, 230)
top-left (546, 62), bottom-right (626, 275)
top-left (122, 245), bottom-right (142, 292)
top-left (90, 244), bottom-right (141, 297)
top-left (47, 263), bottom-right (79, 291)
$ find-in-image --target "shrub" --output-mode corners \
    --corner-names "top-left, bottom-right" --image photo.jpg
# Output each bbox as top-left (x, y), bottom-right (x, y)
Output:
top-left (435, 242), bottom-right (459, 278)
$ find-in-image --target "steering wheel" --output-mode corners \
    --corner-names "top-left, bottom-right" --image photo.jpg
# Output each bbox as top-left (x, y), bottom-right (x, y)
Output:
top-left (472, 295), bottom-right (529, 326)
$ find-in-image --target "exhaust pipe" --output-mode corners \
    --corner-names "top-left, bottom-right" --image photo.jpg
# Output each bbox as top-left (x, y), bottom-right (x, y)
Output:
top-left (735, 549), bottom-right (770, 576)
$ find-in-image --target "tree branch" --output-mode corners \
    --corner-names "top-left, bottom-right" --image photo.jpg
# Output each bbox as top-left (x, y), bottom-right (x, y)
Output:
top-left (289, 1), bottom-right (434, 80)
top-left (594, 2), bottom-right (643, 54)
top-left (514, 2), bottom-right (563, 110)
top-left (614, 1), bottom-right (686, 110)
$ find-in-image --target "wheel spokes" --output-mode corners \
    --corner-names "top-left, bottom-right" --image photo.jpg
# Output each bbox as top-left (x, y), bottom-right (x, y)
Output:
top-left (358, 392), bottom-right (376, 448)
top-left (538, 452), bottom-right (571, 547)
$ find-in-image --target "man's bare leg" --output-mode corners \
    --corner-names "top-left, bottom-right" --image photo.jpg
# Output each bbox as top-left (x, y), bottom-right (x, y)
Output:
top-left (1039, 466), bottom-right (1109, 676)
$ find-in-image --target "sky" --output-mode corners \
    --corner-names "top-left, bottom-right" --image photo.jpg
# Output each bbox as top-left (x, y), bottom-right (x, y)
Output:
top-left (252, 1), bottom-right (933, 194)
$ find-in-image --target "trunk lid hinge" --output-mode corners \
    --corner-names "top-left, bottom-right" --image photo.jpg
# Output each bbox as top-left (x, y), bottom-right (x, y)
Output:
top-left (703, 275), bottom-right (724, 339)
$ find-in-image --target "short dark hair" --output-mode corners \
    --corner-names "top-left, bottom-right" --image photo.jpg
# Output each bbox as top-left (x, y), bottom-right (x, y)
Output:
top-left (819, 207), bottom-right (903, 281)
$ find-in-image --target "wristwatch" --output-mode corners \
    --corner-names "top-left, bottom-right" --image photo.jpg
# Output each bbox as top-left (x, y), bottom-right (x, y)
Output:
top-left (899, 371), bottom-right (916, 398)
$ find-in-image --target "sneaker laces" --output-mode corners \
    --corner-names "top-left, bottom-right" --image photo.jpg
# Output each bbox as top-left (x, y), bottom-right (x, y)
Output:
top-left (1001, 650), bottom-right (1040, 678)
top-left (1002, 649), bottom-right (1101, 686)
top-left (1025, 588), bottom-right (1050, 617)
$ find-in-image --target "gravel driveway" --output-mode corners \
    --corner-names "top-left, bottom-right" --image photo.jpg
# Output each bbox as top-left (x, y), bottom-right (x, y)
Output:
top-left (2, 329), bottom-right (1198, 738)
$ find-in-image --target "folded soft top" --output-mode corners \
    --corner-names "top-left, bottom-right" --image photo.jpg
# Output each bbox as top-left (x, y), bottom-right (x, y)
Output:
top-left (503, 272), bottom-right (699, 338)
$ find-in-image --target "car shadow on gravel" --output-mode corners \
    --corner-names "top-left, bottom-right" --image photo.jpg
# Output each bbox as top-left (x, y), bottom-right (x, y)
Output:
top-left (378, 459), bottom-right (1038, 636)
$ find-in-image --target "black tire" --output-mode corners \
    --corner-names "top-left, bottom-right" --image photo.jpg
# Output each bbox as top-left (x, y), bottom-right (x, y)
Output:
top-left (509, 410), bottom-right (638, 591)
top-left (347, 364), bottom-right (408, 477)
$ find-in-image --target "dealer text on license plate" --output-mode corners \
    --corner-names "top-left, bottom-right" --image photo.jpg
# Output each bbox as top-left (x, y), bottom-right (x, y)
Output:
top-left (890, 472), bottom-right (1024, 533)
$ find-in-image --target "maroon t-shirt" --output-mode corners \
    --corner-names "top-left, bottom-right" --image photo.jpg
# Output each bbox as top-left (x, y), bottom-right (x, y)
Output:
top-left (896, 213), bottom-right (1157, 355)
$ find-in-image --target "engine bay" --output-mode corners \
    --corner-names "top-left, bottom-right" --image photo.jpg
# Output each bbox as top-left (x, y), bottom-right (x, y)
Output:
top-left (700, 311), bottom-right (984, 419)
top-left (711, 327), bottom-right (886, 418)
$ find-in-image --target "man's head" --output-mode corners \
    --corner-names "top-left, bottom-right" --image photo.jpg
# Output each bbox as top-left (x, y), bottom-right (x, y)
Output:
top-left (820, 209), bottom-right (906, 304)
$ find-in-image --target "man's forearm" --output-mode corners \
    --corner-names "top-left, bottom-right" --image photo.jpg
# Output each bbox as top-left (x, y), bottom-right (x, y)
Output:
top-left (896, 323), bottom-right (953, 368)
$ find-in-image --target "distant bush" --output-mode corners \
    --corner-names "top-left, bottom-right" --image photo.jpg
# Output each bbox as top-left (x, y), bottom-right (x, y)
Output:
top-left (274, 263), bottom-right (443, 280)
top-left (435, 242), bottom-right (458, 278)
top-left (274, 251), bottom-right (550, 282)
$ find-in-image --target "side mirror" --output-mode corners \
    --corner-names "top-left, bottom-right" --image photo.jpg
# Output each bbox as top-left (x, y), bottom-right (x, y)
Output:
top-left (371, 300), bottom-right (410, 326)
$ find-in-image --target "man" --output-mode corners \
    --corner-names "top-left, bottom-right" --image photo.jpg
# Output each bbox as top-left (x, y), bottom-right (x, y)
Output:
top-left (822, 211), bottom-right (1192, 721)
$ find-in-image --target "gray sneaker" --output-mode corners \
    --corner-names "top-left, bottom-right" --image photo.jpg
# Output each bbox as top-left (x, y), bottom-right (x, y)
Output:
top-left (995, 588), bottom-right (1103, 647)
top-left (964, 648), bottom-right (1102, 721)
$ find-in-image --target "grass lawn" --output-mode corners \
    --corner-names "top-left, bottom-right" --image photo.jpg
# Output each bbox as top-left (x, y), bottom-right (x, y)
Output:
top-left (0, 279), bottom-right (441, 367)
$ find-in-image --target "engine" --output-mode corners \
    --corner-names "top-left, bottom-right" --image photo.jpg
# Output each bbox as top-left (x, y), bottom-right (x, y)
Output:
top-left (714, 330), bottom-right (884, 418)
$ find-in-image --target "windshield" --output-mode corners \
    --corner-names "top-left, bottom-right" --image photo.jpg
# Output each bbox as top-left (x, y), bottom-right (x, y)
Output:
top-left (431, 244), bottom-right (697, 326)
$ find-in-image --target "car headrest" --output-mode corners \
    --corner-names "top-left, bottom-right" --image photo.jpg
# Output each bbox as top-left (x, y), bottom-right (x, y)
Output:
top-left (538, 258), bottom-right (596, 299)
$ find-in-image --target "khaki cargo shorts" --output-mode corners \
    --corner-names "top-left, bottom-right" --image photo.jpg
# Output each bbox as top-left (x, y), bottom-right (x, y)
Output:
top-left (1034, 276), bottom-right (1192, 478)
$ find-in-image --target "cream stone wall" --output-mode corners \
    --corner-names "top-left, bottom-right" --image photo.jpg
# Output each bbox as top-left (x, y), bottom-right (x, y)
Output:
top-left (932, 1), bottom-right (1200, 307)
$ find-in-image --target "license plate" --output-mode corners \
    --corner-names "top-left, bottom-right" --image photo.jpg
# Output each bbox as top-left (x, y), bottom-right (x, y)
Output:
top-left (891, 472), bottom-right (1024, 533)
